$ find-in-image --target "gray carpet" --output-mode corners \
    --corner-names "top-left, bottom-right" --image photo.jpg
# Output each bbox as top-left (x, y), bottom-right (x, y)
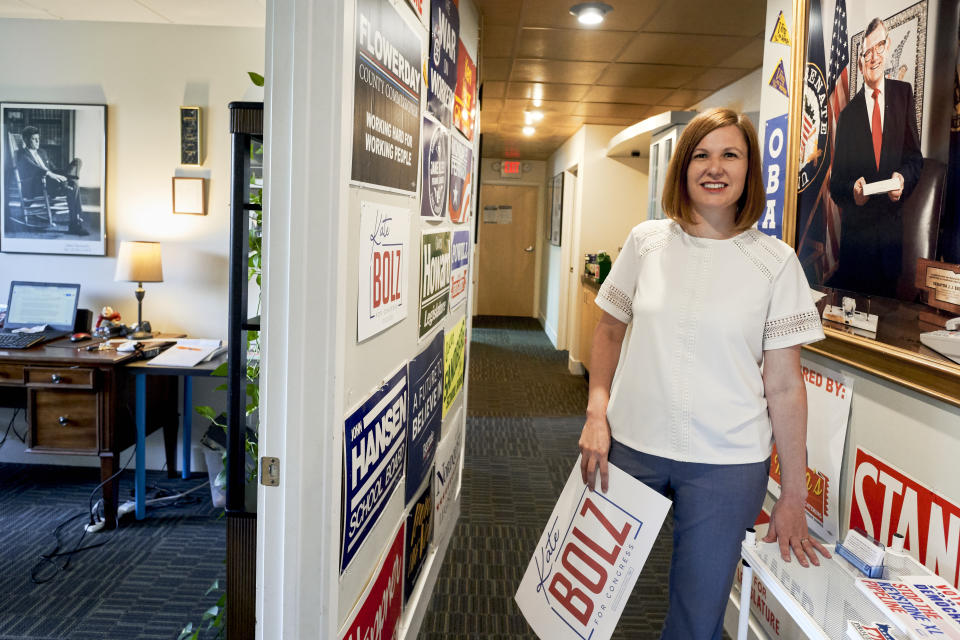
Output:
top-left (420, 316), bottom-right (680, 639)
top-left (0, 462), bottom-right (224, 640)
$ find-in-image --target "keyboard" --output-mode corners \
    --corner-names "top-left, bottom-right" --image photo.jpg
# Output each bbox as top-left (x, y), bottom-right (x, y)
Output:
top-left (0, 332), bottom-right (45, 349)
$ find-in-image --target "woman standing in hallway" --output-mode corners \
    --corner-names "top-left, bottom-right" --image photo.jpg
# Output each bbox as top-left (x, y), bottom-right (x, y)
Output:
top-left (578, 107), bottom-right (830, 639)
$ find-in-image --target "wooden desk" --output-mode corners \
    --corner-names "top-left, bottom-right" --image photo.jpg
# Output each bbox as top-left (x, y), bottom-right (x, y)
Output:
top-left (0, 337), bottom-right (179, 525)
top-left (126, 354), bottom-right (227, 519)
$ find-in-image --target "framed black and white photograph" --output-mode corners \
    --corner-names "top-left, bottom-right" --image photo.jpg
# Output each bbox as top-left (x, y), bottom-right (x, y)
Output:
top-left (1, 102), bottom-right (107, 255)
top-left (549, 171), bottom-right (563, 247)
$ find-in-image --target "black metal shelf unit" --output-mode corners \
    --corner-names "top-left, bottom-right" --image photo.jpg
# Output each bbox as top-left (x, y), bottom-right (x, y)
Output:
top-left (226, 101), bottom-right (263, 640)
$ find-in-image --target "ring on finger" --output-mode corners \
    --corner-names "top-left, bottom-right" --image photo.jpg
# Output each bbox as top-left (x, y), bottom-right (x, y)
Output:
top-left (800, 537), bottom-right (810, 544)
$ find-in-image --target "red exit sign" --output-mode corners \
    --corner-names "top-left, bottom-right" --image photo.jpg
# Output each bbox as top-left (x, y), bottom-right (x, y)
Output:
top-left (500, 160), bottom-right (521, 178)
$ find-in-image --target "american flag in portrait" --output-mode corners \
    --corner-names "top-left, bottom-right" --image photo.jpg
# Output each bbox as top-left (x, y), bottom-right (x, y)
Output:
top-left (821, 0), bottom-right (849, 280)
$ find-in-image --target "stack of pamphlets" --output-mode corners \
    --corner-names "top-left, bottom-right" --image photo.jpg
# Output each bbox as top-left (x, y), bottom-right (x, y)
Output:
top-left (146, 339), bottom-right (225, 367)
top-left (855, 576), bottom-right (960, 639)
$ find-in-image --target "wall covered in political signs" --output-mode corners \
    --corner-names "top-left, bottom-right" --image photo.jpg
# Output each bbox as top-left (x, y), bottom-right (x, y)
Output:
top-left (338, 0), bottom-right (480, 635)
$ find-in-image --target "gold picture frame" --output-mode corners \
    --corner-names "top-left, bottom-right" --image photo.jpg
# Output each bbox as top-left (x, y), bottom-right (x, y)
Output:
top-left (172, 177), bottom-right (206, 215)
top-left (784, 2), bottom-right (960, 408)
top-left (179, 106), bottom-right (202, 166)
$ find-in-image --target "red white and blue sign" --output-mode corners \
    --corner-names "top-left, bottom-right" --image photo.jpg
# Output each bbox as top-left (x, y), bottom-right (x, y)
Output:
top-left (448, 133), bottom-right (472, 224)
top-left (450, 230), bottom-right (470, 308)
top-left (406, 330), bottom-right (443, 502)
top-left (342, 365), bottom-right (408, 573)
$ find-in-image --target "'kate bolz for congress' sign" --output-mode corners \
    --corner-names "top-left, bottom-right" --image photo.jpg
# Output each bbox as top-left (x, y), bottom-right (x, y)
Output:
top-left (515, 457), bottom-right (670, 640)
top-left (357, 201), bottom-right (410, 342)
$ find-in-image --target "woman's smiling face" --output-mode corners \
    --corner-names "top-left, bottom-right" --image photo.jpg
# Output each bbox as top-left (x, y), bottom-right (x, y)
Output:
top-left (685, 124), bottom-right (749, 220)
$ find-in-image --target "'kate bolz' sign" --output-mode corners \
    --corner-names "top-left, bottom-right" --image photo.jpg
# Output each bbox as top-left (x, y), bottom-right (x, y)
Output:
top-left (341, 366), bottom-right (407, 573)
top-left (515, 457), bottom-right (671, 640)
top-left (358, 201), bottom-right (410, 342)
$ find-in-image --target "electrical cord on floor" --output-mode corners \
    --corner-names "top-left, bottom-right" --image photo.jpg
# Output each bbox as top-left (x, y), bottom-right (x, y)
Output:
top-left (0, 408), bottom-right (25, 448)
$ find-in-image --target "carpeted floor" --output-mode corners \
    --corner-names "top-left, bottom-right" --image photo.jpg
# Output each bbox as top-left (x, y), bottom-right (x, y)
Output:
top-left (420, 316), bottom-right (684, 639)
top-left (0, 462), bottom-right (224, 640)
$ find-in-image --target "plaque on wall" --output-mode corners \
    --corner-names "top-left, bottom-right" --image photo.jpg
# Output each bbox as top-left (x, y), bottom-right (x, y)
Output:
top-left (179, 106), bottom-right (202, 166)
top-left (915, 258), bottom-right (960, 327)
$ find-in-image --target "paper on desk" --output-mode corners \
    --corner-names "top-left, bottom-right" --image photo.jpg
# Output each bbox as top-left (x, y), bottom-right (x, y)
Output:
top-left (146, 339), bottom-right (222, 367)
top-left (863, 177), bottom-right (901, 196)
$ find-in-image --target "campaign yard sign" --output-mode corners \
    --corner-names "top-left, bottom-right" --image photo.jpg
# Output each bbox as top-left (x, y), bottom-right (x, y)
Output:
top-left (351, 0), bottom-right (423, 194)
top-left (450, 229), bottom-right (470, 308)
top-left (404, 482), bottom-right (433, 603)
top-left (427, 0), bottom-right (459, 126)
top-left (421, 115), bottom-right (449, 220)
top-left (516, 456), bottom-right (671, 640)
top-left (768, 359), bottom-right (851, 543)
top-left (433, 410), bottom-right (463, 541)
top-left (338, 521), bottom-right (405, 640)
top-left (452, 39), bottom-right (477, 140)
top-left (342, 366), bottom-right (407, 573)
top-left (402, 0), bottom-right (425, 25)
top-left (358, 201), bottom-right (410, 342)
top-left (406, 330), bottom-right (443, 502)
top-left (447, 133), bottom-right (473, 224)
top-left (419, 231), bottom-right (451, 338)
top-left (850, 448), bottom-right (960, 588)
top-left (442, 314), bottom-right (466, 418)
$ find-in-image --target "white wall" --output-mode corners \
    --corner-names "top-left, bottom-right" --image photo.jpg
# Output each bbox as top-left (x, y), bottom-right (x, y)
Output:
top-left (539, 125), bottom-right (647, 355)
top-left (0, 19), bottom-right (264, 469)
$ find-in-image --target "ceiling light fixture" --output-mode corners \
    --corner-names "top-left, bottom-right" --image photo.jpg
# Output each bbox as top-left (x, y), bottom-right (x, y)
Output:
top-left (526, 110), bottom-right (544, 122)
top-left (523, 126), bottom-right (536, 136)
top-left (569, 2), bottom-right (612, 25)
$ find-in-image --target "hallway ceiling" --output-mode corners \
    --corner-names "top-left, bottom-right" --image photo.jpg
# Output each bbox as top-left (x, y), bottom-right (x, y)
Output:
top-left (477, 0), bottom-right (766, 159)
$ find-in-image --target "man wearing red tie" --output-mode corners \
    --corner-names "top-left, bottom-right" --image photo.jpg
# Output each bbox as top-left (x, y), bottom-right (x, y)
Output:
top-left (829, 17), bottom-right (922, 298)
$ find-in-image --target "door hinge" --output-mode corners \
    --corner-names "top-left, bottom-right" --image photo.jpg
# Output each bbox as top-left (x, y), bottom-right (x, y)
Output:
top-left (260, 456), bottom-right (280, 486)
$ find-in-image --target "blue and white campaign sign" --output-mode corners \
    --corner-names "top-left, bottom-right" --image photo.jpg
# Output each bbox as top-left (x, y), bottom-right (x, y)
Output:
top-left (421, 115), bottom-right (449, 220)
top-left (450, 230), bottom-right (470, 309)
top-left (358, 201), bottom-right (411, 342)
top-left (428, 0), bottom-right (459, 126)
top-left (406, 330), bottom-right (443, 502)
top-left (759, 113), bottom-right (787, 238)
top-left (515, 456), bottom-right (671, 640)
top-left (342, 365), bottom-right (408, 573)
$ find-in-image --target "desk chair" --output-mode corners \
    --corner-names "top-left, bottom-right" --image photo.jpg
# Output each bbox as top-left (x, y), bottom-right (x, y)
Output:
top-left (897, 158), bottom-right (946, 301)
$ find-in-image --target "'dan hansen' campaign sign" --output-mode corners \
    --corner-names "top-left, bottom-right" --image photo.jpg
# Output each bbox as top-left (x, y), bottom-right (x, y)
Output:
top-left (516, 457), bottom-right (671, 640)
top-left (342, 366), bottom-right (407, 573)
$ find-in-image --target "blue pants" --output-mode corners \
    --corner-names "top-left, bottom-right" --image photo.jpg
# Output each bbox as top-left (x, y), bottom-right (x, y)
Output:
top-left (608, 440), bottom-right (770, 640)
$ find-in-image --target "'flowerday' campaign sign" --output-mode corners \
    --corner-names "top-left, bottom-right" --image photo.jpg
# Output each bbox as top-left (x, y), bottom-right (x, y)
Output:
top-left (358, 201), bottom-right (410, 342)
top-left (516, 457), bottom-right (671, 640)
top-left (342, 366), bottom-right (407, 573)
top-left (338, 521), bottom-right (405, 640)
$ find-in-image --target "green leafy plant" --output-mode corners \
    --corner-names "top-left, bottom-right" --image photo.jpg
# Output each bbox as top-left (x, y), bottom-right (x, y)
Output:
top-left (177, 581), bottom-right (225, 640)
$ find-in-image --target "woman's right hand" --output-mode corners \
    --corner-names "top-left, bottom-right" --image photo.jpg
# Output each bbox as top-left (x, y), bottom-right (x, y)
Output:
top-left (579, 412), bottom-right (611, 492)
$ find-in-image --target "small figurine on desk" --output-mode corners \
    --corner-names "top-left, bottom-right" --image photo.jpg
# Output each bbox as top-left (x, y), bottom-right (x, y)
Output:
top-left (94, 306), bottom-right (126, 338)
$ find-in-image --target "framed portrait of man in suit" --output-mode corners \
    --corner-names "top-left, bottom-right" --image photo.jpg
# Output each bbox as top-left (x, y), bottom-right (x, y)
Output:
top-left (1, 102), bottom-right (107, 256)
top-left (783, 0), bottom-right (960, 405)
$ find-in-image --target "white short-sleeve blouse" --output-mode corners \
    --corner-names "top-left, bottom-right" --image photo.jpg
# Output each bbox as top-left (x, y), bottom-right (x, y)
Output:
top-left (595, 219), bottom-right (824, 464)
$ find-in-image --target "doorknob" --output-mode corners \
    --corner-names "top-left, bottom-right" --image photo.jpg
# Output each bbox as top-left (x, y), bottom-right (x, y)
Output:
top-left (523, 246), bottom-right (534, 253)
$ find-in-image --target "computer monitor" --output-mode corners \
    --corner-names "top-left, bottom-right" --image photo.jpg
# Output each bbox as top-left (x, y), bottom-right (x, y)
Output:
top-left (3, 281), bottom-right (81, 332)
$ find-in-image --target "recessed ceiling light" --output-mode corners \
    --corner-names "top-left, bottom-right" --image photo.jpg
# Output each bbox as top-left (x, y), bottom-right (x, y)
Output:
top-left (570, 2), bottom-right (612, 25)
top-left (523, 126), bottom-right (536, 136)
top-left (526, 110), bottom-right (544, 122)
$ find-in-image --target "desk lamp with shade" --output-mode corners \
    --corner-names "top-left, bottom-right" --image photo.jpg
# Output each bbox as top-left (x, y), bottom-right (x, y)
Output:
top-left (115, 241), bottom-right (163, 339)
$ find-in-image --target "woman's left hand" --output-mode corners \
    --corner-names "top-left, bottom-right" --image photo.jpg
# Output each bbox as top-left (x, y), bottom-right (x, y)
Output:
top-left (761, 495), bottom-right (831, 567)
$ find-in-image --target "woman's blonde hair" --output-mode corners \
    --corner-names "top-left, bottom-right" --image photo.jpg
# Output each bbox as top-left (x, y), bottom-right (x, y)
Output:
top-left (661, 107), bottom-right (764, 231)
